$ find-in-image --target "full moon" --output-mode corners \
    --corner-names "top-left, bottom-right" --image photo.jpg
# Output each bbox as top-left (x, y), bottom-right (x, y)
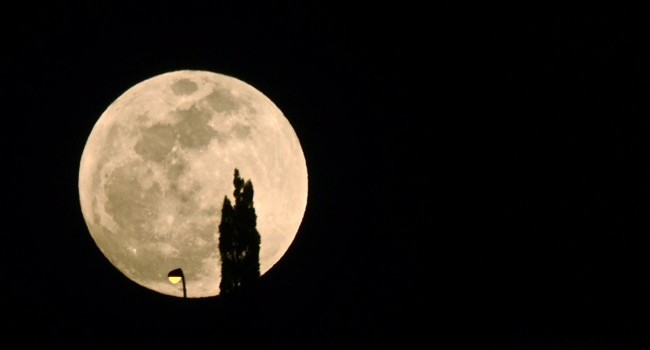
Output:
top-left (79, 70), bottom-right (308, 298)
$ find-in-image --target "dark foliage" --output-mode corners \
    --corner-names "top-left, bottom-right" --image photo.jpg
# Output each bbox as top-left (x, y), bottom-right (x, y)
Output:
top-left (219, 169), bottom-right (261, 296)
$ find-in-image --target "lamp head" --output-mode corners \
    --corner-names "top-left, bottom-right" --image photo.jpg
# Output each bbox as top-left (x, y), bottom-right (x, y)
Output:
top-left (167, 268), bottom-right (184, 284)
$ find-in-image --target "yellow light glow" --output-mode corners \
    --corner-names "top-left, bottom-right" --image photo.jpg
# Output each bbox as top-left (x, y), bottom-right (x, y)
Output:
top-left (168, 276), bottom-right (182, 284)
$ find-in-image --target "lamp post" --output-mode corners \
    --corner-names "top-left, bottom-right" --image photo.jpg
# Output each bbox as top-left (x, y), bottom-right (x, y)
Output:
top-left (167, 268), bottom-right (187, 299)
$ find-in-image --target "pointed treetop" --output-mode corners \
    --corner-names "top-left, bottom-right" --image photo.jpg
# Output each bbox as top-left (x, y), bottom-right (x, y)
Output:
top-left (233, 168), bottom-right (244, 198)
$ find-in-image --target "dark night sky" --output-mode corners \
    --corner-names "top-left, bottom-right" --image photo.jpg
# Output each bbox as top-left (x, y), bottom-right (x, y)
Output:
top-left (2, 3), bottom-right (650, 348)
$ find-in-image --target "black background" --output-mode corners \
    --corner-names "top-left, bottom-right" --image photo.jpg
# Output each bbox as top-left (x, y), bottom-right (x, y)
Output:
top-left (2, 3), bottom-right (650, 348)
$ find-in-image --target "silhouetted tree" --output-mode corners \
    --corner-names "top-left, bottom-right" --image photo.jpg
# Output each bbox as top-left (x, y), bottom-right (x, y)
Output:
top-left (219, 169), bottom-right (261, 296)
top-left (219, 196), bottom-right (237, 293)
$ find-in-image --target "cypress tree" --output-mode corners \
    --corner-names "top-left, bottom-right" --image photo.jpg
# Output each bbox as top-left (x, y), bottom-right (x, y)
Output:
top-left (218, 196), bottom-right (238, 294)
top-left (218, 169), bottom-right (261, 296)
top-left (238, 180), bottom-right (260, 286)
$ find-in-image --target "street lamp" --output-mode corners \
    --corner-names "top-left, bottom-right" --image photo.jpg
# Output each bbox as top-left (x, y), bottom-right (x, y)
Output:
top-left (167, 268), bottom-right (187, 298)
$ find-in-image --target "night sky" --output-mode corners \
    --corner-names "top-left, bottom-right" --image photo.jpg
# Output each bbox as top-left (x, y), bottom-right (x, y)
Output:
top-left (3, 4), bottom-right (650, 348)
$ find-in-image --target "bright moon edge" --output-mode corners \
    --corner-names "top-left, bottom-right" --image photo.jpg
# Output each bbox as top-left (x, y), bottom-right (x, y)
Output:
top-left (79, 70), bottom-right (308, 298)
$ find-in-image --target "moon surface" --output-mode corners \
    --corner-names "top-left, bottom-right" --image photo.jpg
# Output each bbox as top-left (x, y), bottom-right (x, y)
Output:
top-left (79, 70), bottom-right (308, 298)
